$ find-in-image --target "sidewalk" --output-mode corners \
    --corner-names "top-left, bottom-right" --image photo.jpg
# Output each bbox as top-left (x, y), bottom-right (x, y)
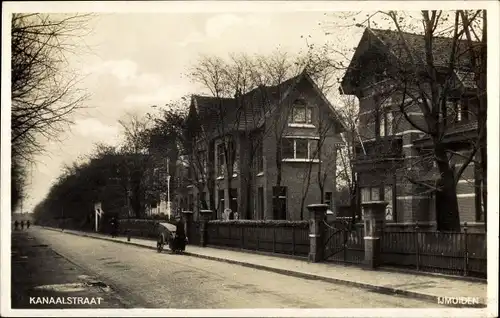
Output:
top-left (41, 226), bottom-right (488, 307)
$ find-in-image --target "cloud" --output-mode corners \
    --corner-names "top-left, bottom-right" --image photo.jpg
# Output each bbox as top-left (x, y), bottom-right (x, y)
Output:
top-left (85, 59), bottom-right (163, 91)
top-left (178, 13), bottom-right (271, 47)
top-left (123, 84), bottom-right (192, 105)
top-left (72, 118), bottom-right (120, 140)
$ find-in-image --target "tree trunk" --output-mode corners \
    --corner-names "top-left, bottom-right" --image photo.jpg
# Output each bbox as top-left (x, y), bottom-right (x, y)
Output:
top-left (435, 174), bottom-right (461, 232)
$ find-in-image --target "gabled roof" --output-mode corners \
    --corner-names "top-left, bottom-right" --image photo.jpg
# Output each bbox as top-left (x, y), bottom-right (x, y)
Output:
top-left (341, 27), bottom-right (480, 94)
top-left (190, 70), bottom-right (346, 137)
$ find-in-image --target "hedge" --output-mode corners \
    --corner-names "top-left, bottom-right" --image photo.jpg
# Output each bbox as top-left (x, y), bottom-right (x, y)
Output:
top-left (208, 219), bottom-right (309, 228)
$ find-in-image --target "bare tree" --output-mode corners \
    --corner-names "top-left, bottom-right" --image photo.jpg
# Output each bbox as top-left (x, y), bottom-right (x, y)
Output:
top-left (11, 13), bottom-right (93, 209)
top-left (117, 112), bottom-right (154, 218)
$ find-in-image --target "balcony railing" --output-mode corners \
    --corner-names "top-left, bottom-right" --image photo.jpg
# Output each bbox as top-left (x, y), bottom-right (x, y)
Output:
top-left (354, 136), bottom-right (403, 162)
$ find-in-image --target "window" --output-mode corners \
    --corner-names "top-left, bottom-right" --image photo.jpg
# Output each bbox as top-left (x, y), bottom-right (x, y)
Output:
top-left (217, 190), bottom-right (225, 217)
top-left (384, 186), bottom-right (394, 221)
top-left (198, 150), bottom-right (207, 178)
top-left (258, 187), bottom-right (264, 219)
top-left (200, 192), bottom-right (207, 210)
top-left (325, 192), bottom-right (333, 209)
top-left (255, 139), bottom-right (264, 174)
top-left (281, 138), bottom-right (319, 160)
top-left (295, 139), bottom-right (308, 159)
top-left (273, 186), bottom-right (287, 220)
top-left (230, 188), bottom-right (238, 213)
top-left (289, 100), bottom-right (312, 124)
top-left (282, 138), bottom-right (294, 159)
top-left (360, 187), bottom-right (380, 203)
top-left (379, 110), bottom-right (393, 137)
top-left (228, 139), bottom-right (238, 174)
top-left (188, 194), bottom-right (194, 212)
top-left (217, 143), bottom-right (225, 177)
top-left (451, 99), bottom-right (470, 123)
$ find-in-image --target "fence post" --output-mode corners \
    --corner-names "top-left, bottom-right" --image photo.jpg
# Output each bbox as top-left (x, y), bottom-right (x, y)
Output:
top-left (343, 228), bottom-right (347, 262)
top-left (307, 204), bottom-right (328, 263)
top-left (199, 210), bottom-right (213, 247)
top-left (292, 227), bottom-right (296, 255)
top-left (273, 227), bottom-right (276, 253)
top-left (415, 221), bottom-right (420, 271)
top-left (463, 222), bottom-right (469, 277)
top-left (240, 225), bottom-right (244, 249)
top-left (256, 226), bottom-right (260, 251)
top-left (361, 201), bottom-right (388, 269)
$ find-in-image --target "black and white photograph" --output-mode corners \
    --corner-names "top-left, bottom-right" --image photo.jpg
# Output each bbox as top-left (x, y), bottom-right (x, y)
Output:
top-left (1, 1), bottom-right (498, 317)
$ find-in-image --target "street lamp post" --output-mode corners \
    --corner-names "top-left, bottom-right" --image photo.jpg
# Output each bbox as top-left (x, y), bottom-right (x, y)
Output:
top-left (166, 175), bottom-right (171, 219)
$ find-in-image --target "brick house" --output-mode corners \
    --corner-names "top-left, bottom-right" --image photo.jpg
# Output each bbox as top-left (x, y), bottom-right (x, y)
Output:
top-left (181, 70), bottom-right (345, 221)
top-left (340, 28), bottom-right (484, 231)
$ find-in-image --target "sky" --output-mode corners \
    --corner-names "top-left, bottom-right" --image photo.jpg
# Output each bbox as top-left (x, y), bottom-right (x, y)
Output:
top-left (4, 1), bottom-right (496, 213)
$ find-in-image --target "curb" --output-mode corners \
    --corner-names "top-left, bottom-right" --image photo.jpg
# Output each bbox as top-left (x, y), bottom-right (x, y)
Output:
top-left (40, 227), bottom-right (487, 308)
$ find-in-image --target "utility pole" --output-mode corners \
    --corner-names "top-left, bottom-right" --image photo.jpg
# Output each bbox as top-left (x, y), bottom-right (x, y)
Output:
top-left (61, 204), bottom-right (64, 230)
top-left (166, 157), bottom-right (171, 219)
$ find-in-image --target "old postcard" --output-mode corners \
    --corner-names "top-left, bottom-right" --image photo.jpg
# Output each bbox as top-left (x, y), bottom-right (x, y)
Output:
top-left (1, 1), bottom-right (498, 317)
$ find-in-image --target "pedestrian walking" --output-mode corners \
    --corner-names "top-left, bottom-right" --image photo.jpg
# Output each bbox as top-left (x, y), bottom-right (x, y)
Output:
top-left (26, 220), bottom-right (31, 229)
top-left (20, 220), bottom-right (25, 230)
top-left (110, 217), bottom-right (118, 238)
top-left (14, 220), bottom-right (19, 230)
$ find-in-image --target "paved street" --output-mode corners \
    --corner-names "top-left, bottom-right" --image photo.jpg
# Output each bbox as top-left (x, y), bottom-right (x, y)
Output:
top-left (11, 230), bottom-right (132, 309)
top-left (19, 227), bottom-right (447, 309)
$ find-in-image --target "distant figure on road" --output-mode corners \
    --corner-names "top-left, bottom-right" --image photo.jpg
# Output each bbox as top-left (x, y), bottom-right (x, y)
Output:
top-left (26, 220), bottom-right (31, 229)
top-left (20, 220), bottom-right (25, 230)
top-left (110, 217), bottom-right (118, 238)
top-left (14, 220), bottom-right (19, 230)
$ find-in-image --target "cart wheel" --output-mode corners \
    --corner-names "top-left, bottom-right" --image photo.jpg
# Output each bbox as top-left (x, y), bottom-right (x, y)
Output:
top-left (157, 235), bottom-right (164, 253)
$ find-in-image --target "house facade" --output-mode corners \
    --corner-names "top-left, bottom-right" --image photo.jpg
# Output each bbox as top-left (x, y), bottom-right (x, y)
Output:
top-left (340, 28), bottom-right (484, 231)
top-left (181, 71), bottom-right (345, 221)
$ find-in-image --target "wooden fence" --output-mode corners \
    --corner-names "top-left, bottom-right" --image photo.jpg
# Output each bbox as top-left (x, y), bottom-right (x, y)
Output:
top-left (381, 226), bottom-right (487, 278)
top-left (205, 220), bottom-right (310, 258)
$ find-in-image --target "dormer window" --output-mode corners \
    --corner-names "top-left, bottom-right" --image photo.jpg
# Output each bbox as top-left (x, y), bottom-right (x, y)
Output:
top-left (289, 99), bottom-right (312, 124)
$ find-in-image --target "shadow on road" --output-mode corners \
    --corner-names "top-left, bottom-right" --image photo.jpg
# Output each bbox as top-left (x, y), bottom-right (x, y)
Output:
top-left (11, 230), bottom-right (129, 309)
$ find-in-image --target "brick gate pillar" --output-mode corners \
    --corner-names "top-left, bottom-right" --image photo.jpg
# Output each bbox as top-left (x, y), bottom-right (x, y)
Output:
top-left (307, 204), bottom-right (328, 263)
top-left (199, 210), bottom-right (213, 247)
top-left (181, 211), bottom-right (193, 242)
top-left (362, 201), bottom-right (388, 269)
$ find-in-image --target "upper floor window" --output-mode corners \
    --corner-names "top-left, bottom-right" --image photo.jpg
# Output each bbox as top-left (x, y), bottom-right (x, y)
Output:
top-left (325, 192), bottom-right (333, 209)
top-left (254, 138), bottom-right (264, 174)
top-left (282, 137), bottom-right (318, 160)
top-left (289, 99), bottom-right (312, 124)
top-left (379, 110), bottom-right (393, 137)
top-left (450, 99), bottom-right (470, 123)
top-left (227, 139), bottom-right (238, 175)
top-left (216, 138), bottom-right (238, 178)
top-left (217, 143), bottom-right (225, 177)
top-left (197, 150), bottom-right (207, 178)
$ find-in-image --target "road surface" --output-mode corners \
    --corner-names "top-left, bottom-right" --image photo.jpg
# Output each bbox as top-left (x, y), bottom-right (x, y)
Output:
top-left (11, 230), bottom-right (131, 308)
top-left (18, 227), bottom-right (446, 309)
